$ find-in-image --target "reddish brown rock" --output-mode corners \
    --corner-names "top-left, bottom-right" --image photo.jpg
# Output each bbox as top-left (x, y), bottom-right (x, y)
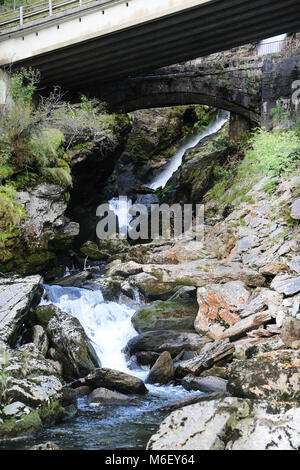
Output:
top-left (195, 281), bottom-right (250, 339)
top-left (259, 263), bottom-right (289, 276)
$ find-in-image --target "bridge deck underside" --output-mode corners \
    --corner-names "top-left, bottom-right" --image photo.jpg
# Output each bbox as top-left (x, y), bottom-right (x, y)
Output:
top-left (6, 0), bottom-right (300, 88)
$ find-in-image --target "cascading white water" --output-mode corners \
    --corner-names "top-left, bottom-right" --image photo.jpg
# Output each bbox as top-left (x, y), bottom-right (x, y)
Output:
top-left (41, 284), bottom-right (139, 375)
top-left (108, 197), bottom-right (133, 238)
top-left (149, 111), bottom-right (230, 190)
top-left (257, 33), bottom-right (287, 56)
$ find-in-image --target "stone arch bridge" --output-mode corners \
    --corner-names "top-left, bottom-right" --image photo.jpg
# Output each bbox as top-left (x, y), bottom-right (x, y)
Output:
top-left (88, 52), bottom-right (300, 132)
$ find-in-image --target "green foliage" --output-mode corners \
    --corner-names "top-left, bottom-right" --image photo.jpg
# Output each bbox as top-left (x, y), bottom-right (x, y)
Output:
top-left (8, 68), bottom-right (40, 107)
top-left (271, 99), bottom-right (292, 125)
top-left (0, 185), bottom-right (26, 247)
top-left (246, 128), bottom-right (299, 175)
top-left (208, 128), bottom-right (300, 209)
top-left (0, 348), bottom-right (11, 403)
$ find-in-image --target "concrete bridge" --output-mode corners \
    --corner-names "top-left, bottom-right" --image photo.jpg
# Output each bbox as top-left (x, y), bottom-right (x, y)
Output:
top-left (1, 0), bottom-right (300, 86)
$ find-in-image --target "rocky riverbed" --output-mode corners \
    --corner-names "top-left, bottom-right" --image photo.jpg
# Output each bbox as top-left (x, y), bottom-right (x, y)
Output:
top-left (0, 75), bottom-right (299, 450)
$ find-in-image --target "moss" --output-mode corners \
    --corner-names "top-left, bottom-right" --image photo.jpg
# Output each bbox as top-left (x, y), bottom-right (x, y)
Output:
top-left (0, 410), bottom-right (42, 441)
top-left (174, 277), bottom-right (195, 286)
top-left (33, 305), bottom-right (56, 327)
top-left (39, 400), bottom-right (66, 427)
top-left (151, 270), bottom-right (163, 281)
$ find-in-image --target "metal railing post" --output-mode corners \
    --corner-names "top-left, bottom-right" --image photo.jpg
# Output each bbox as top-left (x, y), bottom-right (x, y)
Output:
top-left (20, 6), bottom-right (23, 26)
top-left (49, 0), bottom-right (53, 16)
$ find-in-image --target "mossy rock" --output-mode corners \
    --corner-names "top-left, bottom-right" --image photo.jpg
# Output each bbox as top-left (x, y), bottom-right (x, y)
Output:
top-left (0, 410), bottom-right (42, 441)
top-left (132, 297), bottom-right (198, 333)
top-left (31, 305), bottom-right (56, 327)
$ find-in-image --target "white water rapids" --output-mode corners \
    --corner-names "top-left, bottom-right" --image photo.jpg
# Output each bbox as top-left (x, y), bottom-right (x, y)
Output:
top-left (41, 284), bottom-right (141, 376)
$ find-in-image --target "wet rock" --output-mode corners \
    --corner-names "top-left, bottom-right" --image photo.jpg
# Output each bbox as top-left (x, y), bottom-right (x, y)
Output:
top-left (89, 387), bottom-right (137, 406)
top-left (132, 296), bottom-right (198, 333)
top-left (35, 305), bottom-right (101, 381)
top-left (127, 330), bottom-right (211, 358)
top-left (176, 340), bottom-right (234, 378)
top-left (146, 351), bottom-right (174, 385)
top-left (0, 275), bottom-right (42, 346)
top-left (136, 351), bottom-right (159, 367)
top-left (77, 368), bottom-right (147, 395)
top-left (147, 397), bottom-right (300, 450)
top-left (53, 271), bottom-right (92, 288)
top-left (181, 376), bottom-right (227, 393)
top-left (281, 317), bottom-right (300, 349)
top-left (227, 350), bottom-right (300, 402)
top-left (194, 281), bottom-right (250, 339)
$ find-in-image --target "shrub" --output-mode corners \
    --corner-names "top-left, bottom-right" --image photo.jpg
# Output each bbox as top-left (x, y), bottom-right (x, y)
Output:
top-left (0, 185), bottom-right (26, 246)
top-left (208, 128), bottom-right (300, 208)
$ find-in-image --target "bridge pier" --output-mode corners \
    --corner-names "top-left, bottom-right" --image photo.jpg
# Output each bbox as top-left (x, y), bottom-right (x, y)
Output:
top-left (229, 113), bottom-right (256, 142)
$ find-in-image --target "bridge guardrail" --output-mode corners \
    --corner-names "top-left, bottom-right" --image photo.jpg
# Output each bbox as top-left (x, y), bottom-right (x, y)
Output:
top-left (0, 0), bottom-right (100, 31)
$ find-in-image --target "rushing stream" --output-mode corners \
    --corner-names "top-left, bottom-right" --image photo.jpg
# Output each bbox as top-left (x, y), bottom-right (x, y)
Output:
top-left (6, 283), bottom-right (197, 450)
top-left (4, 112), bottom-right (231, 450)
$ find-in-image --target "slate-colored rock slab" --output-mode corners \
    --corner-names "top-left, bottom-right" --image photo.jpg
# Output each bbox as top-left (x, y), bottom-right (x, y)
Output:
top-left (175, 340), bottom-right (234, 378)
top-left (181, 375), bottom-right (228, 393)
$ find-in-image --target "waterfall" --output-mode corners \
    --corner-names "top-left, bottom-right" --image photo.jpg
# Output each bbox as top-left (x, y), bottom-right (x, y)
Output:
top-left (149, 111), bottom-right (230, 190)
top-left (41, 284), bottom-right (140, 375)
top-left (257, 33), bottom-right (287, 55)
top-left (108, 197), bottom-right (132, 238)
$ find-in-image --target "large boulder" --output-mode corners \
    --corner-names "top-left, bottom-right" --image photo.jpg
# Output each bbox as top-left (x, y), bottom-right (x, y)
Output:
top-left (0, 275), bottom-right (42, 347)
top-left (89, 387), bottom-right (137, 406)
top-left (72, 368), bottom-right (147, 395)
top-left (129, 272), bottom-right (176, 300)
top-left (227, 350), bottom-right (300, 402)
top-left (127, 330), bottom-right (211, 358)
top-left (142, 260), bottom-right (265, 288)
top-left (132, 295), bottom-right (198, 333)
top-left (194, 281), bottom-right (250, 339)
top-left (0, 343), bottom-right (66, 441)
top-left (147, 397), bottom-right (300, 450)
top-left (146, 351), bottom-right (174, 385)
top-left (0, 184), bottom-right (79, 275)
top-left (34, 305), bottom-right (101, 381)
top-left (181, 375), bottom-right (227, 393)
